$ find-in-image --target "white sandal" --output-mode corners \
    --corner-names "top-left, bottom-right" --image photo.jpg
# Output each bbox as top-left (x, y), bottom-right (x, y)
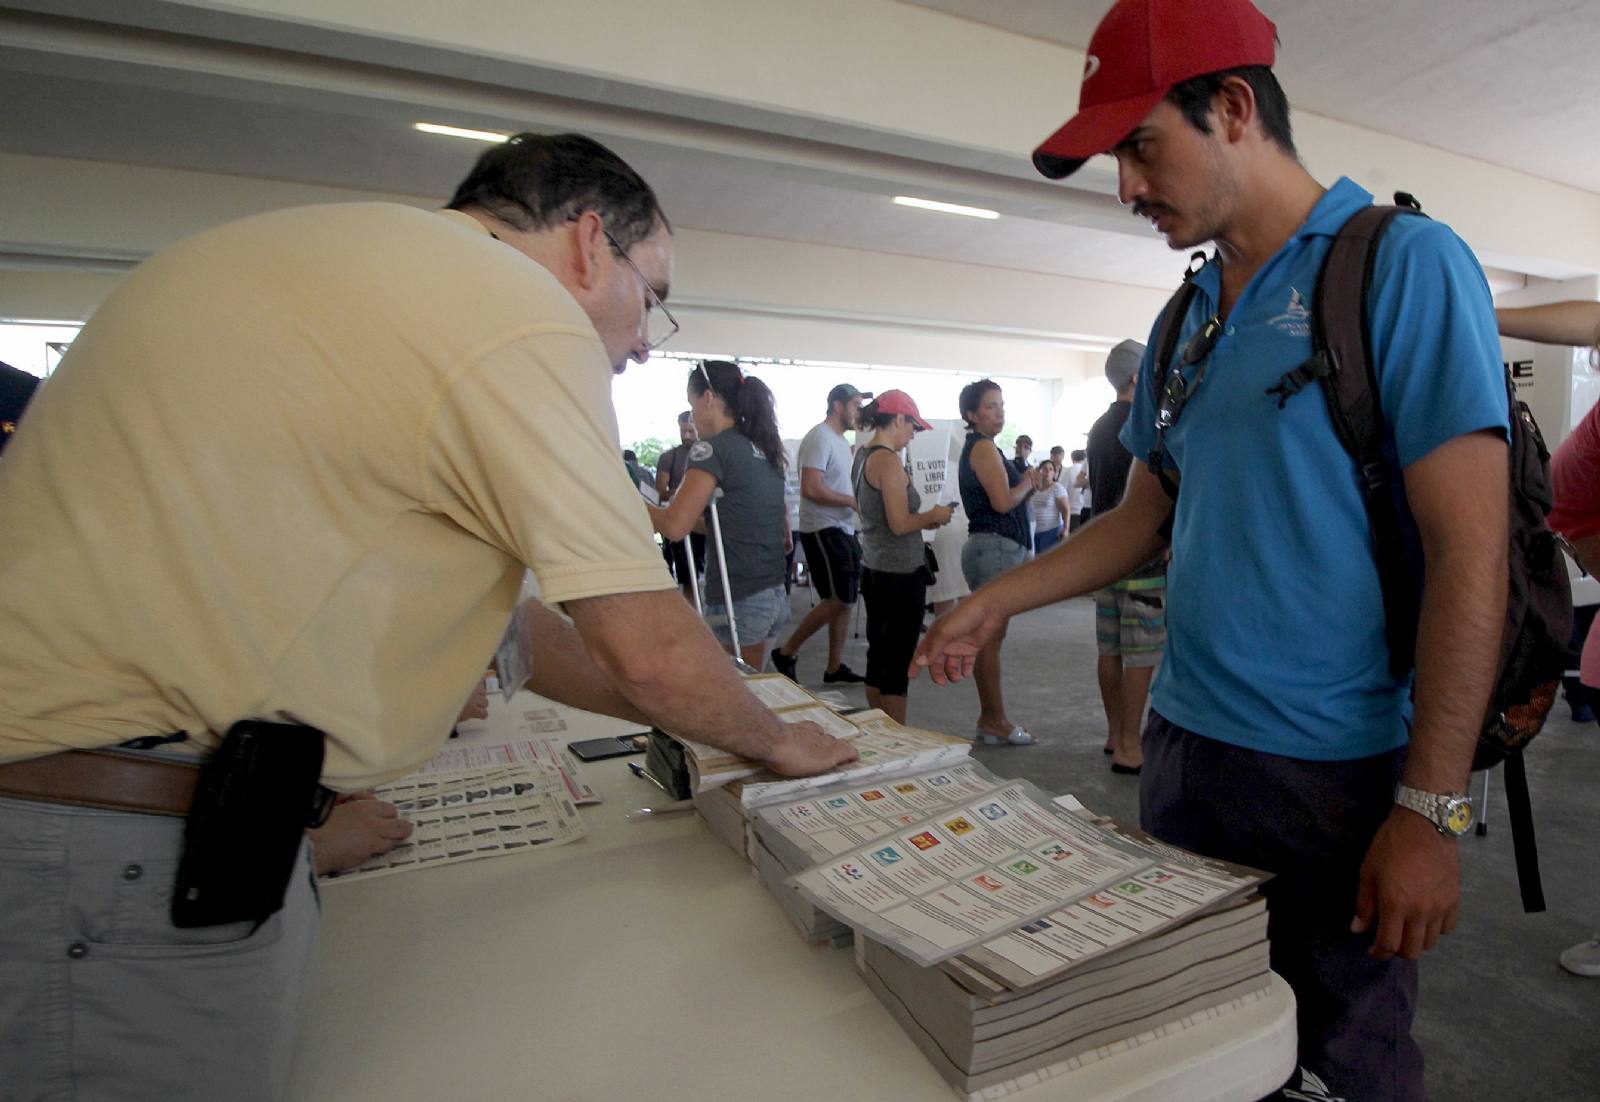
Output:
top-left (976, 724), bottom-right (1036, 746)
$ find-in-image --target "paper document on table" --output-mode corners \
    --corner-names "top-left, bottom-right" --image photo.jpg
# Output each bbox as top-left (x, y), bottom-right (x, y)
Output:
top-left (421, 734), bottom-right (599, 805)
top-left (787, 778), bottom-right (1152, 966)
top-left (322, 759), bottom-right (585, 883)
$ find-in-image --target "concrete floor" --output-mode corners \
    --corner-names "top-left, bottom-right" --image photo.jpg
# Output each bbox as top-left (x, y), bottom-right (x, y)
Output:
top-left (775, 587), bottom-right (1600, 1099)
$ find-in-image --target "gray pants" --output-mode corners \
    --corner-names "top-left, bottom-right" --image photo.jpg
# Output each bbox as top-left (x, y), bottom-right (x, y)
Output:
top-left (0, 795), bottom-right (320, 1102)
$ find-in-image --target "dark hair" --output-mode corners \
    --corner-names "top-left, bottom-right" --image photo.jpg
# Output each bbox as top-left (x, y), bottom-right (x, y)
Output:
top-left (855, 398), bottom-right (902, 432)
top-left (1165, 65), bottom-right (1295, 157)
top-left (677, 410), bottom-right (692, 423)
top-left (1050, 446), bottom-right (1065, 455)
top-left (1070, 449), bottom-right (1086, 462)
top-left (447, 132), bottom-right (670, 251)
top-left (622, 449), bottom-right (638, 463)
top-left (1015, 435), bottom-right (1033, 447)
top-left (688, 361), bottom-right (787, 476)
top-left (958, 379), bottom-right (1002, 428)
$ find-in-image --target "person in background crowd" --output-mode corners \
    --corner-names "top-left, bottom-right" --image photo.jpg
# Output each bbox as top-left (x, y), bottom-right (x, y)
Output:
top-left (622, 448), bottom-right (645, 489)
top-left (1498, 298), bottom-right (1600, 978)
top-left (0, 359), bottom-right (40, 455)
top-left (1049, 444), bottom-right (1066, 471)
top-left (921, 2), bottom-right (1509, 1094)
top-left (956, 378), bottom-right (1042, 745)
top-left (0, 133), bottom-right (858, 1102)
top-left (655, 410), bottom-right (707, 599)
top-left (1012, 433), bottom-right (1034, 471)
top-left (772, 383), bottom-right (869, 684)
top-left (1065, 448), bottom-right (1089, 532)
top-left (651, 361), bottom-right (792, 672)
top-left (1029, 459), bottom-right (1073, 555)
top-left (1086, 339), bottom-right (1165, 774)
top-left (851, 391), bottom-right (954, 722)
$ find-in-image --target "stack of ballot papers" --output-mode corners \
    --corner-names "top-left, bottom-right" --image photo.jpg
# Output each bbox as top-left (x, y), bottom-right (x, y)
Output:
top-left (321, 690), bottom-right (623, 882)
top-left (320, 758), bottom-right (586, 882)
top-left (751, 765), bottom-right (1272, 1095)
top-left (673, 673), bottom-right (971, 799)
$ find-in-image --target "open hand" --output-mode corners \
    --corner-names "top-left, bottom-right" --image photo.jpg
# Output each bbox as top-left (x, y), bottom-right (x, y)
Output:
top-left (910, 597), bottom-right (1007, 685)
top-left (1352, 805), bottom-right (1461, 960)
top-left (307, 792), bottom-right (414, 876)
top-left (762, 719), bottom-right (860, 777)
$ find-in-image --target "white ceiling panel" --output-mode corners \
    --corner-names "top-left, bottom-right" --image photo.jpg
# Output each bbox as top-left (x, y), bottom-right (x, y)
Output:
top-left (899, 0), bottom-right (1600, 195)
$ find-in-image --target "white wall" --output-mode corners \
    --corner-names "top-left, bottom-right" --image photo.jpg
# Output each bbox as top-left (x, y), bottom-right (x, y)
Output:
top-left (1497, 274), bottom-right (1600, 445)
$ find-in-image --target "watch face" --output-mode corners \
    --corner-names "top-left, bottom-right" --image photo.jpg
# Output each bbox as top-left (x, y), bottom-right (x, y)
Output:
top-left (1444, 797), bottom-right (1474, 835)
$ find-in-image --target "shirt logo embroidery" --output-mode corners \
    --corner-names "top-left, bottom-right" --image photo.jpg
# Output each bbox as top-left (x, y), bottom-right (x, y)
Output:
top-left (1268, 288), bottom-right (1312, 338)
top-left (687, 440), bottom-right (713, 462)
top-left (1083, 55), bottom-right (1100, 82)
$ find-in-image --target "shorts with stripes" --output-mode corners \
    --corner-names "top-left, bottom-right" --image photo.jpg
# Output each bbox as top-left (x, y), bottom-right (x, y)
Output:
top-left (798, 527), bottom-right (862, 605)
top-left (1095, 577), bottom-right (1167, 667)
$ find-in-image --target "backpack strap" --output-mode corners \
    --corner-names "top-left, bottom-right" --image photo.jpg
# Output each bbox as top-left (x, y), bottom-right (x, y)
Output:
top-left (1302, 203), bottom-right (1427, 679)
top-left (1145, 251), bottom-right (1209, 506)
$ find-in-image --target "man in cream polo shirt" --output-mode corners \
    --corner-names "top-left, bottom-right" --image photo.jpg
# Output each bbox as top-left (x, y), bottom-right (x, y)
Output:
top-left (0, 133), bottom-right (855, 1101)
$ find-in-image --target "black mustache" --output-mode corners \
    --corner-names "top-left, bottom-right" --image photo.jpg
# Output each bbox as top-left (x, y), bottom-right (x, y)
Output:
top-left (1133, 201), bottom-right (1173, 220)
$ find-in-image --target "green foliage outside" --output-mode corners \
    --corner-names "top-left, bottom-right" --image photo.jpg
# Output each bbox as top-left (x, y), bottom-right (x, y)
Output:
top-left (994, 425), bottom-right (1023, 455)
top-left (627, 437), bottom-right (674, 471)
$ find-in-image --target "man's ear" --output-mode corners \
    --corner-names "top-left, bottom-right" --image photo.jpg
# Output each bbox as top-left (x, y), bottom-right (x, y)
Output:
top-left (1212, 75), bottom-right (1258, 145)
top-left (569, 209), bottom-right (610, 292)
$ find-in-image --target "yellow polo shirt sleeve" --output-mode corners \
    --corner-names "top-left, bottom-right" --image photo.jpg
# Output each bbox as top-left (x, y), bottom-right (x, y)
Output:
top-left (423, 327), bottom-right (674, 605)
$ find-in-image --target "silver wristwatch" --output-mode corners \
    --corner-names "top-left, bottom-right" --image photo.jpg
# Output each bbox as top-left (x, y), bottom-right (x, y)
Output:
top-left (1394, 784), bottom-right (1474, 837)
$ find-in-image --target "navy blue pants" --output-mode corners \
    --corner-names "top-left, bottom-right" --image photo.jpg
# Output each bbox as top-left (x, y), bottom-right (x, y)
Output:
top-left (1140, 712), bottom-right (1423, 1102)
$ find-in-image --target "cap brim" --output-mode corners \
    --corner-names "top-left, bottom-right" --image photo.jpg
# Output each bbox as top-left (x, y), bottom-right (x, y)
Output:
top-left (1032, 88), bottom-right (1167, 180)
top-left (910, 413), bottom-right (933, 432)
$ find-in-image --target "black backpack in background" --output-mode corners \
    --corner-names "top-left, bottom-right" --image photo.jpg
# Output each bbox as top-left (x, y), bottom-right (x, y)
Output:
top-left (1148, 193), bottom-right (1572, 912)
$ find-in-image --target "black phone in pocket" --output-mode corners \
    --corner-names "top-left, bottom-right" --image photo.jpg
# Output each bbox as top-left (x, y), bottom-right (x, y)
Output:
top-left (171, 720), bottom-right (329, 928)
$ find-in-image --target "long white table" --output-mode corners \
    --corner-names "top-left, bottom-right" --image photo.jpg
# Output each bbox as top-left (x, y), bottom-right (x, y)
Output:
top-left (285, 703), bottom-right (1296, 1102)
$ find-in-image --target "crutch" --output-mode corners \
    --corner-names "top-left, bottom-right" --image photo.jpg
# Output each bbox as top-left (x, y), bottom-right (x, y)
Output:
top-left (706, 489), bottom-right (757, 674)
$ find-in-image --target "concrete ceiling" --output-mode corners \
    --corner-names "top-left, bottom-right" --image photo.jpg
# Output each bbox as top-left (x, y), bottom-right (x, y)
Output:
top-left (900, 0), bottom-right (1600, 196)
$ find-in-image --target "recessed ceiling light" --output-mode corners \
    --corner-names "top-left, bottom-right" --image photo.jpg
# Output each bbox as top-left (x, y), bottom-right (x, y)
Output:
top-left (892, 196), bottom-right (999, 220)
top-left (414, 122), bottom-right (510, 143)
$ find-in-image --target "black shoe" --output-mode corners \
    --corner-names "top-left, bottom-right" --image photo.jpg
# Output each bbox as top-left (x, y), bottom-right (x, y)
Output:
top-left (1110, 763), bottom-right (1142, 776)
top-left (823, 663), bottom-right (865, 684)
top-left (770, 650), bottom-right (799, 683)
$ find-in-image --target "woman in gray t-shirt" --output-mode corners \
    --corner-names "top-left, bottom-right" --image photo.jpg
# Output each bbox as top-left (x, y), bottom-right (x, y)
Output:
top-left (852, 392), bottom-right (954, 721)
top-left (649, 360), bottom-right (790, 671)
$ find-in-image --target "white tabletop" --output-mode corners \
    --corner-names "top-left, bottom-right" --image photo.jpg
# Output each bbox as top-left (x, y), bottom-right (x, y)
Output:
top-left (286, 710), bottom-right (1296, 1102)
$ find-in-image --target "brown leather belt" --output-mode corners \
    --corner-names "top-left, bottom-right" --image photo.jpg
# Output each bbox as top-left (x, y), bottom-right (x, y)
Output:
top-left (0, 749), bottom-right (200, 816)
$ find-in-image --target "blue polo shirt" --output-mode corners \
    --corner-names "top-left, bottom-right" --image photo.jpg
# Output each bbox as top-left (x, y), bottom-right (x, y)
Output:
top-left (1120, 178), bottom-right (1508, 761)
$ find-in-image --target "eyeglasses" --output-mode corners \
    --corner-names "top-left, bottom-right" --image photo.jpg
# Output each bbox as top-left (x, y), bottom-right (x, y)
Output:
top-left (603, 229), bottom-right (680, 352)
top-left (1155, 314), bottom-right (1223, 431)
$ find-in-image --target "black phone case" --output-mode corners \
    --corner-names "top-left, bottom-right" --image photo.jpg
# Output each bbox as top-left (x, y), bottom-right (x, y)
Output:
top-left (567, 736), bottom-right (644, 762)
top-left (170, 720), bottom-right (326, 928)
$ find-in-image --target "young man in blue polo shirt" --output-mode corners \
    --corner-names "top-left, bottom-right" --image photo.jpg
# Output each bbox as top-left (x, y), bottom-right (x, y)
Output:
top-left (914, 1), bottom-right (1508, 1098)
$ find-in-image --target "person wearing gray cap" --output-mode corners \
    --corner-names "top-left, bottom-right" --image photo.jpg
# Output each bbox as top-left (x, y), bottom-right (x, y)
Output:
top-left (1085, 340), bottom-right (1166, 775)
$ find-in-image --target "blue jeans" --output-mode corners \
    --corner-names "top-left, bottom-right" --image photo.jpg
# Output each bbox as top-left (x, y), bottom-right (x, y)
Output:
top-left (705, 583), bottom-right (791, 647)
top-left (960, 531), bottom-right (1028, 592)
top-left (1033, 524), bottom-right (1065, 555)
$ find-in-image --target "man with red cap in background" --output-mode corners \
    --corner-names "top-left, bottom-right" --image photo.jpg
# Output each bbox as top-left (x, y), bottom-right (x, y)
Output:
top-left (916, 1), bottom-right (1509, 1097)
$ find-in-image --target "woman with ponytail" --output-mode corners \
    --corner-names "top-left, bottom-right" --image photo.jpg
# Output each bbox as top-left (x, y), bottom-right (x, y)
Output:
top-left (649, 360), bottom-right (791, 670)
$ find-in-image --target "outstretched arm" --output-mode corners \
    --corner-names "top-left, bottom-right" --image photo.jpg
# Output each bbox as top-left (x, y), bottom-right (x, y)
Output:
top-left (649, 468), bottom-right (717, 542)
top-left (912, 462), bottom-right (1172, 684)
top-left (564, 588), bottom-right (859, 777)
top-left (1497, 301), bottom-right (1600, 348)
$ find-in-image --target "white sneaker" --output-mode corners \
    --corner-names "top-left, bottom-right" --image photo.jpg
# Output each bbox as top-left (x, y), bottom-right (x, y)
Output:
top-left (1558, 935), bottom-right (1600, 976)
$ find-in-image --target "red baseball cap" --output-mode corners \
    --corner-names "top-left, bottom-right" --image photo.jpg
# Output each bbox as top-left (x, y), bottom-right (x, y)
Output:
top-left (872, 390), bottom-right (933, 432)
top-left (1032, 0), bottom-right (1277, 180)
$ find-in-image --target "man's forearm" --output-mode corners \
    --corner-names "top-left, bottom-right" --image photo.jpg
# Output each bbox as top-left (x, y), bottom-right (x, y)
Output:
top-left (976, 466), bottom-right (1171, 619)
top-left (518, 600), bottom-right (653, 724)
top-left (563, 589), bottom-right (797, 762)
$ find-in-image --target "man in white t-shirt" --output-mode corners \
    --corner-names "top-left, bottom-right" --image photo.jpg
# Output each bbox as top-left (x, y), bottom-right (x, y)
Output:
top-left (771, 383), bottom-right (869, 683)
